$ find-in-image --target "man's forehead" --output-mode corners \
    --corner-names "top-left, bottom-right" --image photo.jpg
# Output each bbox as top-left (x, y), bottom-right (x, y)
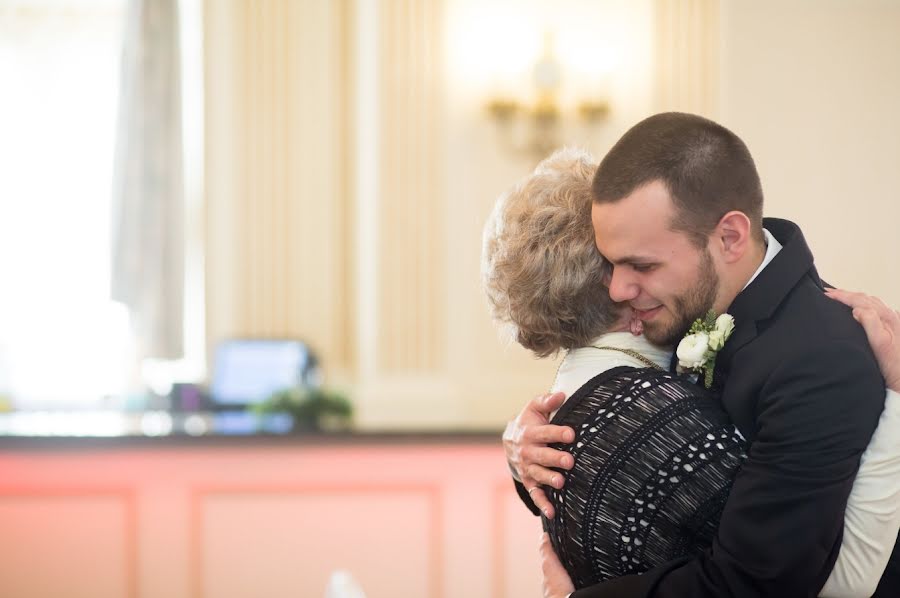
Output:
top-left (592, 183), bottom-right (673, 227)
top-left (591, 203), bottom-right (688, 262)
top-left (592, 203), bottom-right (670, 248)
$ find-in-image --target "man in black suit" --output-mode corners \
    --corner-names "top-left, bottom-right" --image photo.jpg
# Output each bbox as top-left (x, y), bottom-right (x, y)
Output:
top-left (505, 112), bottom-right (898, 597)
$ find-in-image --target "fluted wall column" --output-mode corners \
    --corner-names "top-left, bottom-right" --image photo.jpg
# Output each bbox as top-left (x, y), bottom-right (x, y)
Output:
top-left (205, 0), bottom-right (352, 374)
top-left (654, 0), bottom-right (720, 116)
top-left (352, 0), bottom-right (454, 427)
top-left (376, 0), bottom-right (445, 374)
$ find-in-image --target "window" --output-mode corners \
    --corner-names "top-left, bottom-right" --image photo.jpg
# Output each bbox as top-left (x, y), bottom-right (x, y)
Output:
top-left (0, 0), bottom-right (203, 409)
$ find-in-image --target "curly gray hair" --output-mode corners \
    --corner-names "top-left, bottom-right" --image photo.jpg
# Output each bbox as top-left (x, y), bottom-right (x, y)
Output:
top-left (481, 148), bottom-right (622, 358)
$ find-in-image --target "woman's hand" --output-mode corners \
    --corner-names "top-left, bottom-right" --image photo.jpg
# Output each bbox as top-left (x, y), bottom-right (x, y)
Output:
top-left (826, 288), bottom-right (900, 392)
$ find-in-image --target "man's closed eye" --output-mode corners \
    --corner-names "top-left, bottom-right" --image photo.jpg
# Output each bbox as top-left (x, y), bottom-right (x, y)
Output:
top-left (632, 263), bottom-right (658, 273)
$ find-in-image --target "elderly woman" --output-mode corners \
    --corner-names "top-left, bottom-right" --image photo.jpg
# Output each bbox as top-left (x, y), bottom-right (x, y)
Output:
top-left (481, 148), bottom-right (900, 596)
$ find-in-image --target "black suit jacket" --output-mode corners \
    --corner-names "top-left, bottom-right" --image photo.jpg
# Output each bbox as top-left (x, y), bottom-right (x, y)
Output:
top-left (530, 218), bottom-right (888, 597)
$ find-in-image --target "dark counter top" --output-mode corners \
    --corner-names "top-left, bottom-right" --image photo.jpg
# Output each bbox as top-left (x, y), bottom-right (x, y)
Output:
top-left (0, 429), bottom-right (502, 451)
top-left (0, 408), bottom-right (502, 450)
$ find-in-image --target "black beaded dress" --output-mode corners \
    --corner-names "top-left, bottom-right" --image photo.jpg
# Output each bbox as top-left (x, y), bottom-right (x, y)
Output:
top-left (543, 365), bottom-right (748, 589)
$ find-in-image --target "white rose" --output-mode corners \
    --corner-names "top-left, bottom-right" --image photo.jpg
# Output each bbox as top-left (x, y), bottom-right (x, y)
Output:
top-left (677, 332), bottom-right (710, 370)
top-left (714, 314), bottom-right (735, 338)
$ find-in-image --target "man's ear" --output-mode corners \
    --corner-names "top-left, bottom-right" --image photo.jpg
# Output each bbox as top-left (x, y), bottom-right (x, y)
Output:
top-left (713, 211), bottom-right (753, 264)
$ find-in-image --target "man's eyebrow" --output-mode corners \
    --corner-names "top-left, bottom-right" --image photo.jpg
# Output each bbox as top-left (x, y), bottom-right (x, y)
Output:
top-left (605, 254), bottom-right (659, 266)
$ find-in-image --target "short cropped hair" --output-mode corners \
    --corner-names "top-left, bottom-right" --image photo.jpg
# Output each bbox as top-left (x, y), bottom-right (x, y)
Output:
top-left (482, 148), bottom-right (621, 358)
top-left (592, 112), bottom-right (765, 247)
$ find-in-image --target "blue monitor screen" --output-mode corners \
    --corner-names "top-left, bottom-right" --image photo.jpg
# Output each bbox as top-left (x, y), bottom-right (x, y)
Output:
top-left (210, 340), bottom-right (311, 405)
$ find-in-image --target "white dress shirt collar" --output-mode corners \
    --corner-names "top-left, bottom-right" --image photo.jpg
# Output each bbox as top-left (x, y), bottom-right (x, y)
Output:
top-left (742, 228), bottom-right (782, 291)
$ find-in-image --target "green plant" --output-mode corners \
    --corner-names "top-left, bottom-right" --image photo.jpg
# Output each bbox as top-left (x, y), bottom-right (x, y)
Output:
top-left (252, 386), bottom-right (353, 431)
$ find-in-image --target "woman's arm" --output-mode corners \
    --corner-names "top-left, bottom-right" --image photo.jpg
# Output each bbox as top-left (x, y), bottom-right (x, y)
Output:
top-left (819, 389), bottom-right (900, 598)
top-left (822, 289), bottom-right (900, 597)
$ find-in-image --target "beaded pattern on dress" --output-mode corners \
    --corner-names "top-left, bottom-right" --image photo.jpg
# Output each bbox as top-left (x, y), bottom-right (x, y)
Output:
top-left (543, 367), bottom-right (748, 588)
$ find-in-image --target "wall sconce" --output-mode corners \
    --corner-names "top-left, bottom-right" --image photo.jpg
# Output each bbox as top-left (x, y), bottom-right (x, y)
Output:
top-left (486, 32), bottom-right (610, 160)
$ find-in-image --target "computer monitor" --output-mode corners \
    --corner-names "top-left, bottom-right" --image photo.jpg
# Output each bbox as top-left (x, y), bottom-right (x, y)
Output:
top-left (209, 339), bottom-right (317, 406)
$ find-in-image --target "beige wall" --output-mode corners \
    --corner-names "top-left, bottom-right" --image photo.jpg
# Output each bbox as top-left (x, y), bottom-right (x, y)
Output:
top-left (719, 0), bottom-right (900, 304)
top-left (204, 0), bottom-right (900, 430)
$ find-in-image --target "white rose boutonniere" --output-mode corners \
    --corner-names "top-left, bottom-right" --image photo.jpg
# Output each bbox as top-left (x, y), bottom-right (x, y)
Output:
top-left (676, 332), bottom-right (710, 369)
top-left (676, 310), bottom-right (735, 388)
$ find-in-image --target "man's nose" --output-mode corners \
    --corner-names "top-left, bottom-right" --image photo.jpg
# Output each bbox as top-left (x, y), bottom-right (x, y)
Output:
top-left (607, 268), bottom-right (639, 303)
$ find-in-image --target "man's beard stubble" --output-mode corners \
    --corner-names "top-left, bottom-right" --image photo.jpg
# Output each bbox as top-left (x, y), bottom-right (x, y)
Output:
top-left (643, 249), bottom-right (720, 346)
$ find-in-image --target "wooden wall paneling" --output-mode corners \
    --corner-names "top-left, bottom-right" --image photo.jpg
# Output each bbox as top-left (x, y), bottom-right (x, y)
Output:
top-left (0, 442), bottom-right (547, 598)
top-left (490, 483), bottom-right (543, 598)
top-left (191, 484), bottom-right (442, 598)
top-left (0, 488), bottom-right (138, 598)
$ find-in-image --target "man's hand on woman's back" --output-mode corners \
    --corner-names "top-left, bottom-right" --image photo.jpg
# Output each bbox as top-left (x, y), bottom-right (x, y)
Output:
top-left (503, 392), bottom-right (575, 519)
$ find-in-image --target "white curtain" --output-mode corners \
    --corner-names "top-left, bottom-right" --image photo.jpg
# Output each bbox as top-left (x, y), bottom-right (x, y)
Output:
top-left (111, 0), bottom-right (184, 360)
